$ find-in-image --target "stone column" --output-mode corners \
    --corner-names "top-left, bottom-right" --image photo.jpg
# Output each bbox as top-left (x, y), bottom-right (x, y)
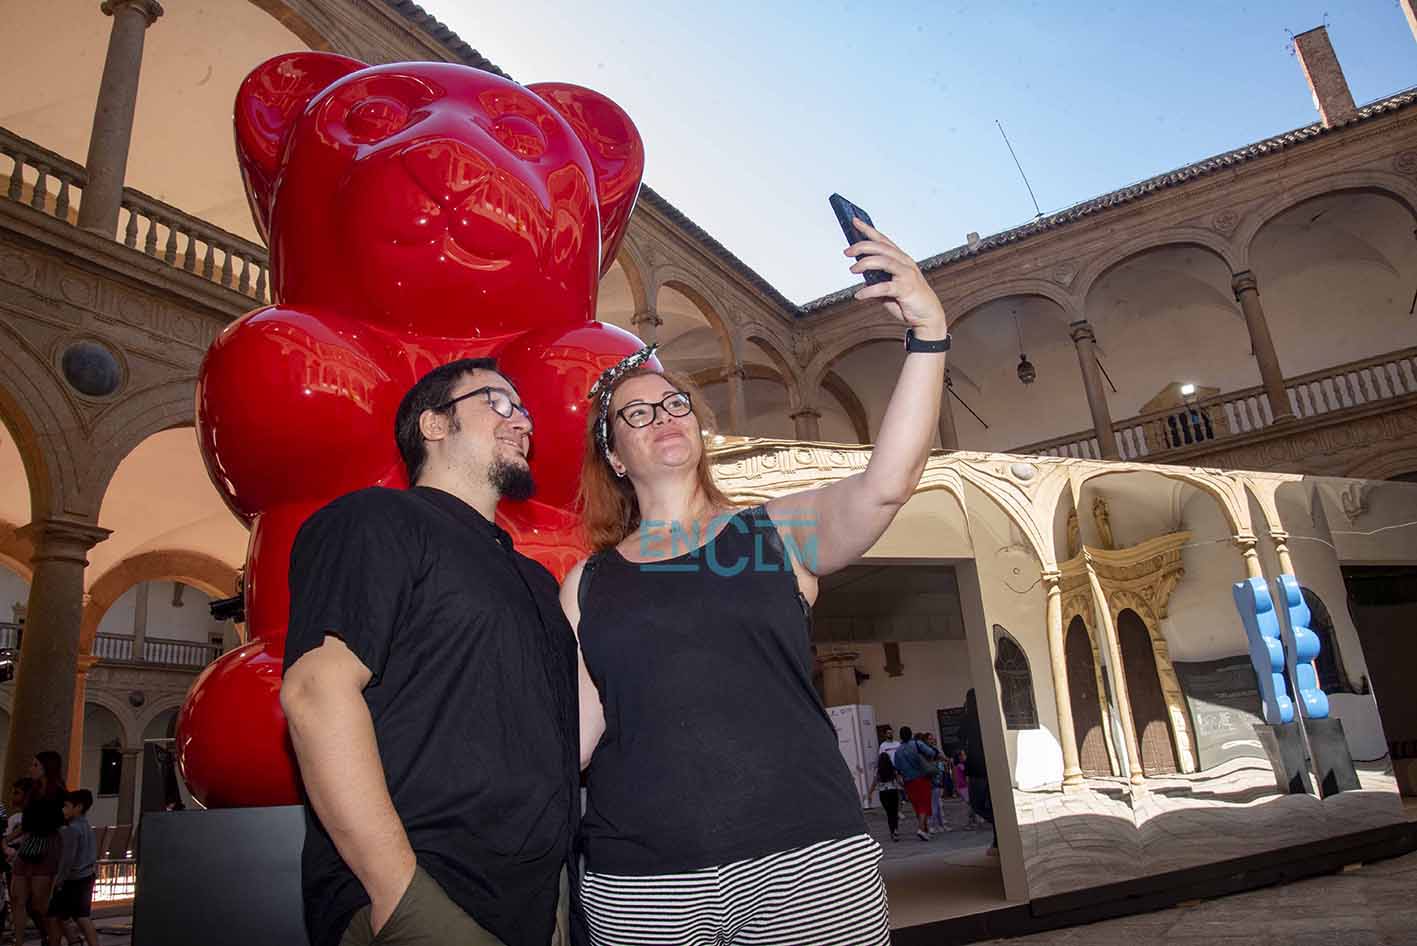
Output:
top-left (1068, 321), bottom-right (1120, 460)
top-left (66, 654), bottom-right (100, 789)
top-left (790, 407), bottom-right (821, 441)
top-left (1236, 536), bottom-right (1264, 580)
top-left (819, 649), bottom-right (860, 707)
top-left (725, 362), bottom-right (748, 434)
top-left (4, 519), bottom-right (110, 792)
top-left (75, 0), bottom-right (164, 236)
top-left (1231, 272), bottom-right (1295, 425)
top-left (1272, 531), bottom-right (1296, 576)
top-left (1044, 574), bottom-right (1084, 788)
top-left (938, 371), bottom-right (959, 451)
top-left (629, 308), bottom-right (661, 346)
top-left (116, 746), bottom-right (141, 827)
top-left (1083, 551), bottom-right (1144, 783)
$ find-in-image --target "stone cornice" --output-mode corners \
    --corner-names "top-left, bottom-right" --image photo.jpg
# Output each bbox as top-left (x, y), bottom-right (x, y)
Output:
top-left (0, 199), bottom-right (254, 330)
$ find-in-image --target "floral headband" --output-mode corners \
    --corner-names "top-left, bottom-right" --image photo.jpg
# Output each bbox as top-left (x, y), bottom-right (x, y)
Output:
top-left (588, 343), bottom-right (659, 463)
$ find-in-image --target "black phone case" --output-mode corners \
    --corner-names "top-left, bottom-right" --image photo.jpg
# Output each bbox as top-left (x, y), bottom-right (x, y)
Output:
top-left (829, 193), bottom-right (890, 285)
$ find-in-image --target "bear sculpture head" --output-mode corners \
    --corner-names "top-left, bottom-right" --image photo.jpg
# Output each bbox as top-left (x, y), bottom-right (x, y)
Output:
top-left (235, 53), bottom-right (644, 338)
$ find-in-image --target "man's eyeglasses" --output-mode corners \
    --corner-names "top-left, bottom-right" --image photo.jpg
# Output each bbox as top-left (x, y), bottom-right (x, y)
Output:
top-left (435, 386), bottom-right (533, 427)
top-left (615, 392), bottom-right (692, 429)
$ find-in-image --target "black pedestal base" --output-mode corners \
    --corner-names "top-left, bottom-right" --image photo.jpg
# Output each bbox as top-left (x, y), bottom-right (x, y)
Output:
top-left (1306, 716), bottom-right (1361, 798)
top-left (1256, 721), bottom-right (1314, 795)
top-left (133, 806), bottom-right (309, 946)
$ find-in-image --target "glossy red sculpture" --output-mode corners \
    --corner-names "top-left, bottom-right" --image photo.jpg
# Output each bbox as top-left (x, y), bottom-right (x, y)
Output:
top-left (175, 52), bottom-right (650, 808)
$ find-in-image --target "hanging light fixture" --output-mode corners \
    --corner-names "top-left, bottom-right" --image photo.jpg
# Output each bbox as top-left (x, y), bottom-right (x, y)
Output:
top-left (1014, 312), bottom-right (1036, 385)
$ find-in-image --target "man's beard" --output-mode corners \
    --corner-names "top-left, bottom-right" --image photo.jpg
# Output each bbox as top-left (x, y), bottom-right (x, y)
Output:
top-left (489, 457), bottom-right (535, 502)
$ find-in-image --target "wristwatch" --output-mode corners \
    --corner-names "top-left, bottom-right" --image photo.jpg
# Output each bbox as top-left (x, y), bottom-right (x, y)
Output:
top-left (905, 328), bottom-right (951, 353)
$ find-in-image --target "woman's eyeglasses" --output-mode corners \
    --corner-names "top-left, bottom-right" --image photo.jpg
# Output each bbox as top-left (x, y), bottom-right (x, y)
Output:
top-left (435, 386), bottom-right (533, 427)
top-left (615, 392), bottom-right (692, 429)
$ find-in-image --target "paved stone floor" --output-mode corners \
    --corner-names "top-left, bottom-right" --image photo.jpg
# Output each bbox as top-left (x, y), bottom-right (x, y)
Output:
top-left (978, 847), bottom-right (1417, 945)
top-left (23, 852), bottom-right (1417, 944)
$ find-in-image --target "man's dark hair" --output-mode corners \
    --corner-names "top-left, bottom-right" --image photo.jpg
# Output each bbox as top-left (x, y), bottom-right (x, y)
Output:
top-left (395, 358), bottom-right (500, 485)
top-left (899, 726), bottom-right (913, 741)
top-left (63, 788), bottom-right (93, 813)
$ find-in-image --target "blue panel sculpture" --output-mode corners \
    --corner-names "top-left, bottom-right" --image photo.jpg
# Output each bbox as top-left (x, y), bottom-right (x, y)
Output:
top-left (1233, 577), bottom-right (1294, 725)
top-left (1271, 574), bottom-right (1330, 720)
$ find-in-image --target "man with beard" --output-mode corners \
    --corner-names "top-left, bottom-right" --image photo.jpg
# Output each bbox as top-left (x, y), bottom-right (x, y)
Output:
top-left (281, 358), bottom-right (577, 946)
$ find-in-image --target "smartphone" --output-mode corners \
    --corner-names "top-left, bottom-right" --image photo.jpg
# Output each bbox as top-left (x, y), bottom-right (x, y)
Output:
top-left (829, 193), bottom-right (890, 285)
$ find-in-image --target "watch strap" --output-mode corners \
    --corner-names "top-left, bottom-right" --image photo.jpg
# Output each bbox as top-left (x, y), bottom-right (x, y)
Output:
top-left (905, 328), bottom-right (951, 353)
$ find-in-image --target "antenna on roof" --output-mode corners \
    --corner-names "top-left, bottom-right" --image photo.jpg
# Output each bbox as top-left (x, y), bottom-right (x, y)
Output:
top-left (996, 120), bottom-right (1043, 218)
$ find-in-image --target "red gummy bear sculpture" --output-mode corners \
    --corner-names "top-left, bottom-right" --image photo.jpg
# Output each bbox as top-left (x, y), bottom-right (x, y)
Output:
top-left (176, 52), bottom-right (654, 808)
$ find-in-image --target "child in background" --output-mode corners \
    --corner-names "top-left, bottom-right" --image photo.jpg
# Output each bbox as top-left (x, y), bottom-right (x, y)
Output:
top-left (47, 789), bottom-right (98, 946)
top-left (3, 778), bottom-right (32, 939)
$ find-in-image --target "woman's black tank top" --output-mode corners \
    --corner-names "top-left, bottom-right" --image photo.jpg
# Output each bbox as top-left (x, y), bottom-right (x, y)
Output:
top-left (577, 506), bottom-right (865, 875)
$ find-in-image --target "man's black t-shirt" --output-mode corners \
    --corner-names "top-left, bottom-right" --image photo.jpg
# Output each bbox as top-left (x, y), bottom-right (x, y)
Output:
top-left (283, 486), bottom-right (578, 946)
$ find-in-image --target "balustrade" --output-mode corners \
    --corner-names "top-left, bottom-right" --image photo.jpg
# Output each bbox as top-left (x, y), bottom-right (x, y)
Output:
top-left (1019, 346), bottom-right (1417, 463)
top-left (1, 125), bottom-right (270, 303)
top-left (92, 632), bottom-right (220, 668)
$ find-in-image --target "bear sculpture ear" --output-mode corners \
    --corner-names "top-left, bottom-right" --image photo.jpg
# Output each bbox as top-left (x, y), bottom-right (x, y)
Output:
top-left (527, 83), bottom-right (645, 277)
top-left (234, 52), bottom-right (367, 243)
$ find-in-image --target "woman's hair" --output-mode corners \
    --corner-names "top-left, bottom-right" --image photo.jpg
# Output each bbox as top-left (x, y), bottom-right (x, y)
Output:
top-left (34, 751), bottom-right (65, 798)
top-left (876, 751), bottom-right (896, 784)
top-left (577, 366), bottom-right (735, 551)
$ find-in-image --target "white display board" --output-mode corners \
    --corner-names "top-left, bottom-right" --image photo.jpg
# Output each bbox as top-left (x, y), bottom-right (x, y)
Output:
top-left (828, 703), bottom-right (878, 809)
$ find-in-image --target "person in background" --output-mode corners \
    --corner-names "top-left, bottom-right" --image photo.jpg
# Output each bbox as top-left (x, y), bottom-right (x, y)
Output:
top-left (47, 790), bottom-right (98, 946)
top-left (920, 733), bottom-right (946, 833)
top-left (892, 727), bottom-right (942, 842)
top-left (9, 752), bottom-right (65, 946)
top-left (877, 725), bottom-right (901, 763)
top-left (960, 690), bottom-right (998, 855)
top-left (0, 779), bottom-right (28, 940)
top-left (866, 751), bottom-right (903, 843)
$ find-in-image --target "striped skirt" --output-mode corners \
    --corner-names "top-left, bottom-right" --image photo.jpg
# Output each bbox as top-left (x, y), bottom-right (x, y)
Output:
top-left (581, 833), bottom-right (890, 946)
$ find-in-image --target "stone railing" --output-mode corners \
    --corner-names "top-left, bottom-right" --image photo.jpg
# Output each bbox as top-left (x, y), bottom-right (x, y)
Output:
top-left (92, 633), bottom-right (221, 669)
top-left (0, 125), bottom-right (270, 303)
top-left (1018, 346), bottom-right (1417, 463)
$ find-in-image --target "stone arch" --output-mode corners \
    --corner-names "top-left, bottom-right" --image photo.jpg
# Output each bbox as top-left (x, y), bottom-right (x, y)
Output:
top-left (802, 324), bottom-right (906, 396)
top-left (136, 695), bottom-right (188, 741)
top-left (74, 382), bottom-right (198, 521)
top-left (0, 518), bottom-right (32, 584)
top-left (614, 242), bottom-right (652, 318)
top-left (743, 330), bottom-right (804, 410)
top-left (82, 691), bottom-right (141, 752)
top-left (1110, 593), bottom-right (1195, 773)
top-left (655, 271), bottom-right (738, 365)
top-left (993, 626), bottom-right (1039, 729)
top-left (0, 321), bottom-right (67, 521)
top-left (80, 550), bottom-right (239, 655)
top-left (1070, 466), bottom-right (1251, 541)
top-left (1073, 230), bottom-right (1241, 306)
top-left (243, 0), bottom-right (334, 51)
top-left (947, 280), bottom-right (1082, 330)
top-left (1234, 172), bottom-right (1417, 271)
top-left (1063, 615), bottom-right (1114, 777)
top-left (1343, 448), bottom-right (1417, 482)
top-left (690, 363), bottom-right (868, 444)
top-left (819, 374), bottom-right (870, 444)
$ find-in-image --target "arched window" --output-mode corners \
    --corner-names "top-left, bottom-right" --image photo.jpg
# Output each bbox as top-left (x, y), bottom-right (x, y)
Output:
top-left (994, 628), bottom-right (1039, 729)
top-left (1301, 587), bottom-right (1350, 693)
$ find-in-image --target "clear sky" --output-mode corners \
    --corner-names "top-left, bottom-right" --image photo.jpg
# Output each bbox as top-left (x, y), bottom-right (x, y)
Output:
top-left (420, 1), bottom-right (1417, 305)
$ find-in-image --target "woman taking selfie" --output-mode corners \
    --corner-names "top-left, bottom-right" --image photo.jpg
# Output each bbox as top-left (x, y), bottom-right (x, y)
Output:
top-left (561, 218), bottom-right (948, 945)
